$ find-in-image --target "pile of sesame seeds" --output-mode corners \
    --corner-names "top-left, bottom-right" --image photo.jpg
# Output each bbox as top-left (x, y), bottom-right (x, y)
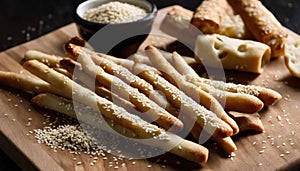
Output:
top-left (83, 1), bottom-right (147, 24)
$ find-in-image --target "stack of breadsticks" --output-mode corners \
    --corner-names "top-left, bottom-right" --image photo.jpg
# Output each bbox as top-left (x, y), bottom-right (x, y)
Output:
top-left (0, 35), bottom-right (282, 165)
top-left (161, 0), bottom-right (300, 78)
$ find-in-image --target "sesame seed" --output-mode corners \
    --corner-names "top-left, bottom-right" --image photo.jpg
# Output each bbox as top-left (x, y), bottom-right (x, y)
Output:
top-left (83, 2), bottom-right (147, 24)
top-left (77, 161), bottom-right (82, 165)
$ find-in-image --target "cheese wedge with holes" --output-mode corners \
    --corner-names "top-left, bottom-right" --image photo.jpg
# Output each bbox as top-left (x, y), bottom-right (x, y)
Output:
top-left (194, 34), bottom-right (271, 73)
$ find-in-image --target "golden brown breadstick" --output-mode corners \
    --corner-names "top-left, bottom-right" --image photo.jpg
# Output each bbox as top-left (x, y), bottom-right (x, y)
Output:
top-left (31, 93), bottom-right (209, 165)
top-left (53, 68), bottom-right (73, 78)
top-left (0, 71), bottom-right (58, 94)
top-left (170, 50), bottom-right (265, 113)
top-left (145, 45), bottom-right (239, 135)
top-left (24, 50), bottom-right (63, 67)
top-left (132, 62), bottom-right (233, 138)
top-left (190, 122), bottom-right (237, 154)
top-left (228, 0), bottom-right (287, 57)
top-left (133, 52), bottom-right (197, 67)
top-left (196, 78), bottom-right (281, 106)
top-left (69, 49), bottom-right (184, 131)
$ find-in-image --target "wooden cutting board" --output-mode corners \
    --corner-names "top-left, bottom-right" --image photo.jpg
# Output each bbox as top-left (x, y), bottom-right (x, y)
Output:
top-left (0, 6), bottom-right (299, 171)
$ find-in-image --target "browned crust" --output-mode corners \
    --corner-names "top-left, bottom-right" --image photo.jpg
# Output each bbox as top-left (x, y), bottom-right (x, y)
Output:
top-left (191, 0), bottom-right (233, 34)
top-left (228, 0), bottom-right (287, 57)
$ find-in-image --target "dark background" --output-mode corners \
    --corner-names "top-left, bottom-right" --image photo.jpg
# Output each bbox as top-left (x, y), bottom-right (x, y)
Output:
top-left (0, 0), bottom-right (299, 170)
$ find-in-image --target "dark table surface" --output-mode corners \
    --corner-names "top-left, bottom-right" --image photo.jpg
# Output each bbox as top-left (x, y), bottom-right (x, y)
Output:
top-left (1, 0), bottom-right (300, 170)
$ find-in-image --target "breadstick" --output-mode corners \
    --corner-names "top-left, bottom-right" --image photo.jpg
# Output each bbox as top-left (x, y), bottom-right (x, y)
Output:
top-left (133, 51), bottom-right (197, 67)
top-left (24, 50), bottom-right (63, 67)
top-left (132, 62), bottom-right (233, 138)
top-left (53, 68), bottom-right (73, 78)
top-left (68, 49), bottom-right (184, 131)
top-left (65, 45), bottom-right (179, 117)
top-left (194, 78), bottom-right (281, 106)
top-left (0, 71), bottom-right (58, 95)
top-left (190, 121), bottom-right (237, 154)
top-left (170, 50), bottom-right (265, 113)
top-left (228, 0), bottom-right (287, 57)
top-left (31, 93), bottom-right (209, 165)
top-left (23, 60), bottom-right (170, 138)
top-left (145, 45), bottom-right (239, 135)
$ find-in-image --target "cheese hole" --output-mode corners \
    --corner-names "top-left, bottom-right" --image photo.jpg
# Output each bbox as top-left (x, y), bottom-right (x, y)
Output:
top-left (218, 51), bottom-right (228, 59)
top-left (238, 44), bottom-right (247, 52)
top-left (214, 42), bottom-right (222, 49)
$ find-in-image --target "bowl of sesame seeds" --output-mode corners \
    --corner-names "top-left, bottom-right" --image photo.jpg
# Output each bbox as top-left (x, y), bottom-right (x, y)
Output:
top-left (73, 0), bottom-right (157, 57)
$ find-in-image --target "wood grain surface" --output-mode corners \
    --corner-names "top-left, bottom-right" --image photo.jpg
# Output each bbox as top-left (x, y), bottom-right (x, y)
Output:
top-left (0, 6), bottom-right (299, 171)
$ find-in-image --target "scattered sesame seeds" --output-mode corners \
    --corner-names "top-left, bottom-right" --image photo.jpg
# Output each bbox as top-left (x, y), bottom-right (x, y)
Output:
top-left (276, 116), bottom-right (282, 121)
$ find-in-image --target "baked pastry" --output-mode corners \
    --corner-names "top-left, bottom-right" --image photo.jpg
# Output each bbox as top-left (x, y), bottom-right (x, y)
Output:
top-left (228, 0), bottom-right (287, 57)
